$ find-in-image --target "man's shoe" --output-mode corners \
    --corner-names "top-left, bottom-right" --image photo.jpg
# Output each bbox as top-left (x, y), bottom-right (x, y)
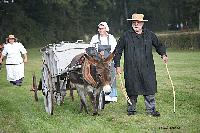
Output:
top-left (148, 111), bottom-right (160, 117)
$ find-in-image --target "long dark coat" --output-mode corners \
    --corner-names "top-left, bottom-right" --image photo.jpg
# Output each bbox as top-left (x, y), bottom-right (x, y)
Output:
top-left (114, 28), bottom-right (166, 96)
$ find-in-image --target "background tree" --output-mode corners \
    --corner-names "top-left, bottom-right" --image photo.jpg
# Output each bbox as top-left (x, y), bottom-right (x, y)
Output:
top-left (0, 0), bottom-right (199, 47)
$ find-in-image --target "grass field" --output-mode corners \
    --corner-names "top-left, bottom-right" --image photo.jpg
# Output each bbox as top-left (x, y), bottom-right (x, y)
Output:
top-left (0, 48), bottom-right (200, 133)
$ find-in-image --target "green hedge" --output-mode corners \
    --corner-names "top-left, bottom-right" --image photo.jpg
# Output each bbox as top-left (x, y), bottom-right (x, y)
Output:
top-left (157, 31), bottom-right (200, 50)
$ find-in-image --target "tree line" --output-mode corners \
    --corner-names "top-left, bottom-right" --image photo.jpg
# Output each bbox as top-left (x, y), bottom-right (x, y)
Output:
top-left (0, 0), bottom-right (199, 47)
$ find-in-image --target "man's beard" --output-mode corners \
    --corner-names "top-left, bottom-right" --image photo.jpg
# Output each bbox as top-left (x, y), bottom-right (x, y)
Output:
top-left (133, 27), bottom-right (142, 34)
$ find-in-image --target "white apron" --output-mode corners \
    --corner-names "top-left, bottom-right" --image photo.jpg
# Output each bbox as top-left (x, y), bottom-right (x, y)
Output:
top-left (6, 63), bottom-right (24, 81)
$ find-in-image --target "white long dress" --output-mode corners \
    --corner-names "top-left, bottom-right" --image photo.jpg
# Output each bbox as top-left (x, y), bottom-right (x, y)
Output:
top-left (2, 42), bottom-right (27, 81)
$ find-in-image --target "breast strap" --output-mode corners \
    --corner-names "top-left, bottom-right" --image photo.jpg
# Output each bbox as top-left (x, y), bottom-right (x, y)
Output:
top-left (82, 58), bottom-right (97, 88)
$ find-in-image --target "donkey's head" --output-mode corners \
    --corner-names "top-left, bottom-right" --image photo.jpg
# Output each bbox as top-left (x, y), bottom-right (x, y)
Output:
top-left (84, 52), bottom-right (114, 94)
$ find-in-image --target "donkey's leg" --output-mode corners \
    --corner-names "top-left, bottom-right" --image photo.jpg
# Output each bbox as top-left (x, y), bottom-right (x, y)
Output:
top-left (69, 81), bottom-right (75, 101)
top-left (80, 98), bottom-right (88, 114)
top-left (70, 86), bottom-right (74, 101)
top-left (88, 91), bottom-right (97, 115)
top-left (77, 85), bottom-right (89, 114)
top-left (93, 92), bottom-right (100, 116)
top-left (79, 94), bottom-right (88, 114)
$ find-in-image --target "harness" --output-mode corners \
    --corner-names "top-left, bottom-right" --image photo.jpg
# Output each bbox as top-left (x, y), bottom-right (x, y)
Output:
top-left (68, 54), bottom-right (99, 88)
top-left (82, 57), bottom-right (98, 88)
top-left (68, 47), bottom-right (112, 88)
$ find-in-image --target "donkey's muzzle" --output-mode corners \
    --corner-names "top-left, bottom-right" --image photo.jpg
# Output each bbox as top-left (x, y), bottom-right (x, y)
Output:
top-left (103, 84), bottom-right (112, 95)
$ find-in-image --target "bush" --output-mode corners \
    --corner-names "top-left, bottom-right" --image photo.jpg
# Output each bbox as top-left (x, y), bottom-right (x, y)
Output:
top-left (157, 31), bottom-right (200, 50)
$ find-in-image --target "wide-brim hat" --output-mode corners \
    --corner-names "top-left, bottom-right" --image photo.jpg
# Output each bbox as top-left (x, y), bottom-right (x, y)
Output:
top-left (6, 34), bottom-right (17, 42)
top-left (127, 13), bottom-right (148, 21)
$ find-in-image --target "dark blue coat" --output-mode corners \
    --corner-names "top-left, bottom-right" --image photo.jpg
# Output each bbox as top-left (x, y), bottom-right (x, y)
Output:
top-left (114, 28), bottom-right (166, 96)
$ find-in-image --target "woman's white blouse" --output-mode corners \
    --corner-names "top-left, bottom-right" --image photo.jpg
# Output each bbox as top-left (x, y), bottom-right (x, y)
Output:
top-left (90, 34), bottom-right (117, 52)
top-left (2, 42), bottom-right (27, 64)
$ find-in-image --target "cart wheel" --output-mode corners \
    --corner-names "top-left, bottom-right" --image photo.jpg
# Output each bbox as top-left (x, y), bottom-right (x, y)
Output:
top-left (34, 89), bottom-right (38, 101)
top-left (42, 64), bottom-right (54, 115)
top-left (32, 74), bottom-right (38, 101)
top-left (38, 79), bottom-right (42, 90)
top-left (98, 91), bottom-right (105, 110)
top-left (44, 90), bottom-right (53, 115)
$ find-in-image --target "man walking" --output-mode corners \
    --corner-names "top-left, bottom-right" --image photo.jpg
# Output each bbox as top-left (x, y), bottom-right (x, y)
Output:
top-left (114, 13), bottom-right (168, 117)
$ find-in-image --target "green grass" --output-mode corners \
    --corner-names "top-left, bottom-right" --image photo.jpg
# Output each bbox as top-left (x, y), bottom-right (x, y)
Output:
top-left (0, 48), bottom-right (200, 133)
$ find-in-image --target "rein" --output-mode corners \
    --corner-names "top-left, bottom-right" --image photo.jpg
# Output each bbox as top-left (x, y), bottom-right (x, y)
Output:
top-left (69, 52), bottom-right (112, 89)
top-left (118, 74), bottom-right (132, 105)
top-left (82, 57), bottom-right (98, 88)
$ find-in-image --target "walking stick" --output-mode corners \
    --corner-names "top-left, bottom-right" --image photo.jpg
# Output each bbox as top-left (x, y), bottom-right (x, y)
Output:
top-left (118, 74), bottom-right (132, 105)
top-left (165, 63), bottom-right (176, 113)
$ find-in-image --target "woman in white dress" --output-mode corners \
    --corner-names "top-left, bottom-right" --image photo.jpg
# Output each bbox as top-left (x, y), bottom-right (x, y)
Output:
top-left (0, 35), bottom-right (27, 86)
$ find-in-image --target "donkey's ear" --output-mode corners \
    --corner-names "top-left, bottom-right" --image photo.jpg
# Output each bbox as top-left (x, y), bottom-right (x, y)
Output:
top-left (104, 51), bottom-right (115, 64)
top-left (84, 53), bottom-right (99, 64)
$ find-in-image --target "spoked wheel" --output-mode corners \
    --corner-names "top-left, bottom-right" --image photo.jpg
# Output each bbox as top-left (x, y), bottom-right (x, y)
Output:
top-left (42, 64), bottom-right (54, 115)
top-left (98, 91), bottom-right (105, 110)
top-left (44, 90), bottom-right (53, 115)
top-left (32, 74), bottom-right (38, 101)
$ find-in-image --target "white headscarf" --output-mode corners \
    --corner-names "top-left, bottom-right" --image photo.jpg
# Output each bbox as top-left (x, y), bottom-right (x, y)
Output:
top-left (98, 22), bottom-right (109, 32)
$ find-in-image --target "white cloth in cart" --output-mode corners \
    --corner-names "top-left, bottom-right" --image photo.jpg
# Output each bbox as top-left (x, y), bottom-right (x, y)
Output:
top-left (2, 42), bottom-right (27, 81)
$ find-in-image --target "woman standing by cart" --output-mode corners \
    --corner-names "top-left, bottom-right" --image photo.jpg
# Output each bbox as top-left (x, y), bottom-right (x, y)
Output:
top-left (90, 22), bottom-right (118, 102)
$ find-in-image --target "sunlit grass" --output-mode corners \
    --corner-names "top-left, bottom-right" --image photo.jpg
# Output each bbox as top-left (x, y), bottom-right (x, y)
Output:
top-left (0, 48), bottom-right (200, 132)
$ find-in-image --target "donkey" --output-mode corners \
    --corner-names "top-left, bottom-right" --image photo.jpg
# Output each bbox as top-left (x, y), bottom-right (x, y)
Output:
top-left (68, 51), bottom-right (114, 115)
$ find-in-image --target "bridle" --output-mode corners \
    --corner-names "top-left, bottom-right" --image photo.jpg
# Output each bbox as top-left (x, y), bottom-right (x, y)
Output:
top-left (82, 55), bottom-right (111, 88)
top-left (82, 57), bottom-right (98, 88)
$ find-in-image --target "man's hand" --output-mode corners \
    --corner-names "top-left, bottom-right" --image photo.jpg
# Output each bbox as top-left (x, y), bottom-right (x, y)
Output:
top-left (116, 67), bottom-right (122, 75)
top-left (162, 55), bottom-right (168, 64)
